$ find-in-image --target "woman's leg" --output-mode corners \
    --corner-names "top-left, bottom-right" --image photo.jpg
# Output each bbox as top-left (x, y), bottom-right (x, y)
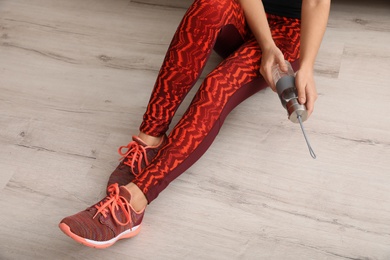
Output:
top-left (59, 1), bottom-right (251, 247)
top-left (107, 0), bottom-right (249, 188)
top-left (133, 14), bottom-right (302, 203)
top-left (139, 0), bottom-right (248, 137)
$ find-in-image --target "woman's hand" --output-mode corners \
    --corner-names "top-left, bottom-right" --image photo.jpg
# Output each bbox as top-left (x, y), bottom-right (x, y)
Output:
top-left (295, 67), bottom-right (318, 117)
top-left (260, 44), bottom-right (318, 118)
top-left (259, 44), bottom-right (287, 91)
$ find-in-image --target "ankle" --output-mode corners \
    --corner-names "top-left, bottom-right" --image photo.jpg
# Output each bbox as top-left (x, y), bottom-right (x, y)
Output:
top-left (125, 183), bottom-right (148, 212)
top-left (138, 132), bottom-right (162, 147)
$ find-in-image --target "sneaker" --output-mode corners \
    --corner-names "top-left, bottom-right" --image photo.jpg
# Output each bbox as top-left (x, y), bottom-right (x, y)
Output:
top-left (59, 184), bottom-right (145, 249)
top-left (107, 135), bottom-right (167, 188)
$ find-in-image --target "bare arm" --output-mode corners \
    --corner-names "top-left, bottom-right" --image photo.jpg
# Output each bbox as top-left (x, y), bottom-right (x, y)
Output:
top-left (239, 0), bottom-right (331, 118)
top-left (238, 0), bottom-right (274, 51)
top-left (296, 0), bottom-right (331, 116)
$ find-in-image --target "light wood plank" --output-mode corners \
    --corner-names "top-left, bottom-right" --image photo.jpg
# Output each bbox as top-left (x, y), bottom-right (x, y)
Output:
top-left (1, 0), bottom-right (390, 259)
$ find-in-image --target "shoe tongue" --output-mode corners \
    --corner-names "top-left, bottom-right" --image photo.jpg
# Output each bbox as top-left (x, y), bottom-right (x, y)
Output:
top-left (132, 136), bottom-right (147, 147)
top-left (119, 186), bottom-right (132, 203)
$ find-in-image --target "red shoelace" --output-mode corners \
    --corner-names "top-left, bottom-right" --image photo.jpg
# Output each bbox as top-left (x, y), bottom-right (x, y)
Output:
top-left (93, 184), bottom-right (131, 226)
top-left (118, 141), bottom-right (149, 174)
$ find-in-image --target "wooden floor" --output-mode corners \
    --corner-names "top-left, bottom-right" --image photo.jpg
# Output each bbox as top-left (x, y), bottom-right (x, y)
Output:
top-left (1, 0), bottom-right (390, 259)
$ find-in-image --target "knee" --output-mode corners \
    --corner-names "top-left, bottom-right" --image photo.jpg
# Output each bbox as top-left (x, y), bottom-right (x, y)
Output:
top-left (191, 0), bottom-right (238, 18)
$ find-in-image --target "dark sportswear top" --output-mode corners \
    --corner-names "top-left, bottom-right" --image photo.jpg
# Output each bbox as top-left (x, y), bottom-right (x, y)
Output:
top-left (263, 0), bottom-right (302, 19)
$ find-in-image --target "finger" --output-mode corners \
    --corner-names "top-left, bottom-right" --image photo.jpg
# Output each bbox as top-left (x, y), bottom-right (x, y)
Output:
top-left (305, 94), bottom-right (315, 117)
top-left (265, 68), bottom-right (276, 91)
top-left (295, 77), bottom-right (306, 104)
top-left (305, 87), bottom-right (318, 117)
top-left (278, 55), bottom-right (287, 72)
top-left (260, 64), bottom-right (276, 91)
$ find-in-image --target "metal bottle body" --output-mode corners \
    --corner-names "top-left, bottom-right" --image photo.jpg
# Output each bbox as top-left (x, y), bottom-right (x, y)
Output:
top-left (272, 61), bottom-right (307, 123)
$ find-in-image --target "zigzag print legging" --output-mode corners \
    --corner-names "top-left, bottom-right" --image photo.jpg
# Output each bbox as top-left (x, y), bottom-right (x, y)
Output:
top-left (133, 0), bottom-right (301, 202)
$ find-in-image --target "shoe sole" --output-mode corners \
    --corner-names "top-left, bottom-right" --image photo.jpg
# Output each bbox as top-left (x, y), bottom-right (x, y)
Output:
top-left (59, 223), bottom-right (141, 249)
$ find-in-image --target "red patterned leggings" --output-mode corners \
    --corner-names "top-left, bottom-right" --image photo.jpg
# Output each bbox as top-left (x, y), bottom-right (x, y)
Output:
top-left (133, 0), bottom-right (301, 202)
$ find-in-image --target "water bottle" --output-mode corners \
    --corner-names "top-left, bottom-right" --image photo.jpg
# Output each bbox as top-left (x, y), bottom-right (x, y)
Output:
top-left (272, 60), bottom-right (307, 123)
top-left (272, 60), bottom-right (316, 159)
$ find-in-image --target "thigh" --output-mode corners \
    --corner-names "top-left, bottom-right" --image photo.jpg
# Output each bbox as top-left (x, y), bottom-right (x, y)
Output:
top-left (268, 14), bottom-right (301, 62)
top-left (202, 37), bottom-right (263, 106)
